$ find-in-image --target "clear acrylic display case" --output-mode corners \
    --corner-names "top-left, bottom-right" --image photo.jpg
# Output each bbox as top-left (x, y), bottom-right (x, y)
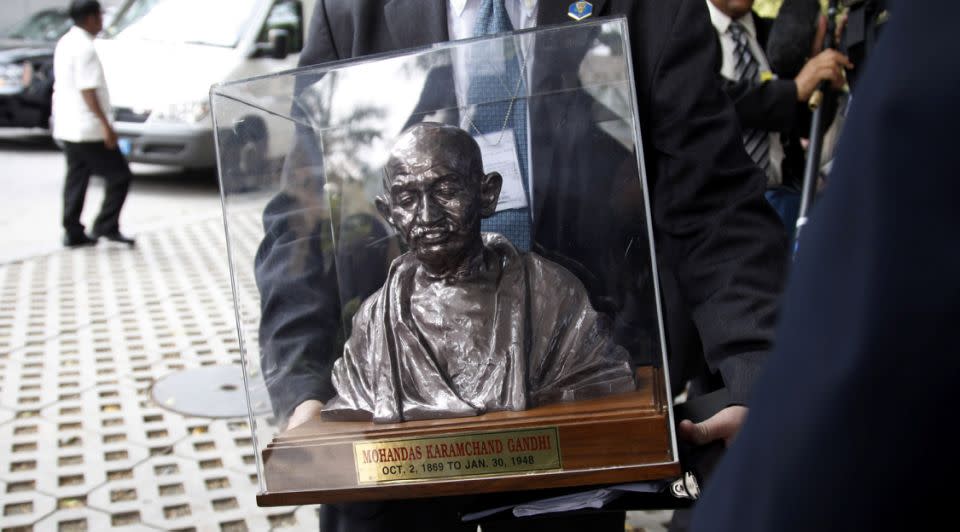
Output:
top-left (210, 16), bottom-right (679, 506)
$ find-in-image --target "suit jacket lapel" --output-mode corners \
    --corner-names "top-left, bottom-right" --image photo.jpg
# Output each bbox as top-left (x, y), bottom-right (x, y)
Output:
top-left (384, 0), bottom-right (448, 50)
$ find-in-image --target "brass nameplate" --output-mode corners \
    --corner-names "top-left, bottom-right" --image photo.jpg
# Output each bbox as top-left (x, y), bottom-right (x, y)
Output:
top-left (354, 427), bottom-right (561, 484)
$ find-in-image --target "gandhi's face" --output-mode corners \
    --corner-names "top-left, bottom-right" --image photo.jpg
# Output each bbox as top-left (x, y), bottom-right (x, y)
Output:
top-left (377, 125), bottom-right (500, 271)
top-left (384, 154), bottom-right (480, 267)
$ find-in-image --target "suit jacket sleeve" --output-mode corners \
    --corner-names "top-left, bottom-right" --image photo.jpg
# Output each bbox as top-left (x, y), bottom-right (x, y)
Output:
top-left (254, 0), bottom-right (344, 422)
top-left (716, 13), bottom-right (837, 143)
top-left (719, 76), bottom-right (799, 133)
top-left (717, 14), bottom-right (800, 133)
top-left (645, 0), bottom-right (788, 404)
top-left (255, 191), bottom-right (341, 421)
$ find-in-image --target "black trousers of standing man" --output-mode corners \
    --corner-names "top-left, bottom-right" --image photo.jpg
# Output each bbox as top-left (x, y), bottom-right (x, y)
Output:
top-left (61, 140), bottom-right (131, 239)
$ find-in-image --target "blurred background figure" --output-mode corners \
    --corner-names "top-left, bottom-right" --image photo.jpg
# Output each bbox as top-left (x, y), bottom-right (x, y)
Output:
top-left (691, 0), bottom-right (960, 529)
top-left (53, 0), bottom-right (134, 247)
top-left (706, 0), bottom-right (851, 234)
top-left (0, 2), bottom-right (122, 136)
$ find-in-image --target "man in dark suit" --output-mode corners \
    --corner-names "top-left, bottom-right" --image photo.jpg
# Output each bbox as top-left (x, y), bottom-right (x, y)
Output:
top-left (706, 0), bottom-right (850, 230)
top-left (254, 0), bottom-right (788, 530)
top-left (690, 1), bottom-right (960, 529)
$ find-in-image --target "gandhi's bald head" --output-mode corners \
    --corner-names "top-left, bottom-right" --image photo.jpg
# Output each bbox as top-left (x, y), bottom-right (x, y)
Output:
top-left (384, 122), bottom-right (484, 188)
top-left (376, 123), bottom-right (502, 277)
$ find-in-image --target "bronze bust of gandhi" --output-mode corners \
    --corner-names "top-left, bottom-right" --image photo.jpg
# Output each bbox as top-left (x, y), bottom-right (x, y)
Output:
top-left (322, 122), bottom-right (636, 423)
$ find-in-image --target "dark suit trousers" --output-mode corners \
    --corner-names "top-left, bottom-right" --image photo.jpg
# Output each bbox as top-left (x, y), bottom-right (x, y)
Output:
top-left (61, 140), bottom-right (132, 237)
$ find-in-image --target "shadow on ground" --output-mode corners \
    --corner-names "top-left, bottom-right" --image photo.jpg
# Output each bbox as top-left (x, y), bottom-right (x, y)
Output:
top-left (129, 165), bottom-right (220, 194)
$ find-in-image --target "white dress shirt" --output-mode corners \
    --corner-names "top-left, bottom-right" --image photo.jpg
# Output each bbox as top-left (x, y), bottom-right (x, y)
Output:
top-left (52, 25), bottom-right (113, 142)
top-left (705, 1), bottom-right (785, 187)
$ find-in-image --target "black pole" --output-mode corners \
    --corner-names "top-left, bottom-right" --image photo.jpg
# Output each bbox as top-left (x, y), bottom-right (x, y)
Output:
top-left (794, 0), bottom-right (840, 254)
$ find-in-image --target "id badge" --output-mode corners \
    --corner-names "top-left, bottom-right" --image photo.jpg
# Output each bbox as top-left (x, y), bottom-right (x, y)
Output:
top-left (473, 130), bottom-right (528, 212)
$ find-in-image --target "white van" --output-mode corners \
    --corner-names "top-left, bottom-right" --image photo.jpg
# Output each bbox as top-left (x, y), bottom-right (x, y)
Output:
top-left (96, 0), bottom-right (314, 169)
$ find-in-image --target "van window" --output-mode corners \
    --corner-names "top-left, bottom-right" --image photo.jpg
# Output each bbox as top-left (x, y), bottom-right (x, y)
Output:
top-left (115, 0), bottom-right (260, 48)
top-left (5, 9), bottom-right (72, 41)
top-left (256, 1), bottom-right (304, 53)
top-left (103, 0), bottom-right (161, 38)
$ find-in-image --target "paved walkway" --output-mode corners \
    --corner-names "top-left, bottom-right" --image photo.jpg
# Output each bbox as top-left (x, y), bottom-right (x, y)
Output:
top-left (0, 212), bottom-right (671, 531)
top-left (0, 213), bottom-right (320, 531)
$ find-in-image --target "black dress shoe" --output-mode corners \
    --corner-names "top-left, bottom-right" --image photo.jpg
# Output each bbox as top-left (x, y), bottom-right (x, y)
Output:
top-left (63, 233), bottom-right (98, 248)
top-left (94, 231), bottom-right (136, 246)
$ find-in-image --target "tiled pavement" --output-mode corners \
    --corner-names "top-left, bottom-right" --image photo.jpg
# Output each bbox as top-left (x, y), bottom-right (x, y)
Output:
top-left (0, 213), bottom-right (671, 531)
top-left (0, 215), bottom-right (318, 532)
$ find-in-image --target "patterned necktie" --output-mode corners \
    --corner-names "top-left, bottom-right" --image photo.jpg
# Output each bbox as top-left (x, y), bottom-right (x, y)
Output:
top-left (466, 0), bottom-right (532, 252)
top-left (728, 21), bottom-right (771, 175)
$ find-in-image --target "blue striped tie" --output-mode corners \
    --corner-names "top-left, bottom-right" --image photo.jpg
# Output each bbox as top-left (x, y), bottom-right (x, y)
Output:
top-left (468, 0), bottom-right (532, 252)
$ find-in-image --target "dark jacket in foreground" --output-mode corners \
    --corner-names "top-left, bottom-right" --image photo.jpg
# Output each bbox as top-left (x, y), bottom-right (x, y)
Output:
top-left (691, 1), bottom-right (960, 529)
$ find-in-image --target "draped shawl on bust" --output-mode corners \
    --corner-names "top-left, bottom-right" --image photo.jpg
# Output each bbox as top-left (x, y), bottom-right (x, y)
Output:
top-left (322, 234), bottom-right (636, 423)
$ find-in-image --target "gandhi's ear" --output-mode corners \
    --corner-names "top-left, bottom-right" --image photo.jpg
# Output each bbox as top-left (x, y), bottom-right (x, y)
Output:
top-left (375, 195), bottom-right (393, 226)
top-left (479, 171), bottom-right (502, 218)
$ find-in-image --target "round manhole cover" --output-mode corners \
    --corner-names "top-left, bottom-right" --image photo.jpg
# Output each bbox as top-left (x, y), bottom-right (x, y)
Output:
top-left (151, 364), bottom-right (271, 418)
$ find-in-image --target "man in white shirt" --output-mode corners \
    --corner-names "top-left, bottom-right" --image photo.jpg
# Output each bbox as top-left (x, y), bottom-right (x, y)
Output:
top-left (705, 0), bottom-right (850, 231)
top-left (53, 0), bottom-right (134, 247)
